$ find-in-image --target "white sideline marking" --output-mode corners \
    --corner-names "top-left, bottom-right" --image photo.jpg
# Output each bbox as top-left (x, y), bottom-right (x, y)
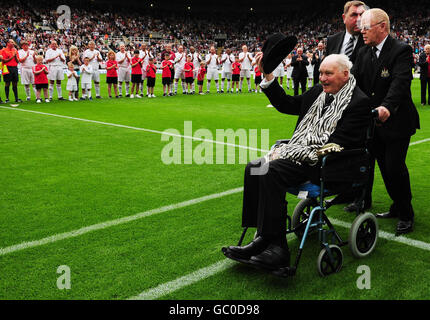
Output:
top-left (0, 106), bottom-right (267, 153)
top-left (128, 259), bottom-right (236, 300)
top-left (330, 217), bottom-right (430, 251)
top-left (0, 187), bottom-right (244, 256)
top-left (1, 105), bottom-right (429, 148)
top-left (129, 216), bottom-right (430, 300)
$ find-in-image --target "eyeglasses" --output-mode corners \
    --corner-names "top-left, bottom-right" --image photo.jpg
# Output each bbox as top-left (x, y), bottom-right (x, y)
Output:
top-left (358, 20), bottom-right (384, 31)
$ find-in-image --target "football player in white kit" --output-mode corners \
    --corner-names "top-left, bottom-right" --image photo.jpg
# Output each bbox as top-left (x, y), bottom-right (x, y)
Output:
top-left (83, 41), bottom-right (103, 98)
top-left (205, 46), bottom-right (220, 93)
top-left (17, 40), bottom-right (37, 101)
top-left (238, 45), bottom-right (253, 92)
top-left (306, 51), bottom-right (314, 89)
top-left (173, 45), bottom-right (187, 94)
top-left (116, 43), bottom-right (132, 97)
top-left (273, 60), bottom-right (285, 89)
top-left (45, 40), bottom-right (66, 100)
top-left (139, 43), bottom-right (153, 96)
top-left (220, 48), bottom-right (234, 93)
top-left (188, 46), bottom-right (201, 94)
top-left (284, 54), bottom-right (293, 90)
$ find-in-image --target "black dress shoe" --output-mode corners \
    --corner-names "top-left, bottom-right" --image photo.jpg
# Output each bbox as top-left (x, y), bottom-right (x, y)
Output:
top-left (223, 236), bottom-right (269, 262)
top-left (249, 244), bottom-right (290, 271)
top-left (396, 220), bottom-right (413, 235)
top-left (375, 211), bottom-right (398, 219)
top-left (344, 200), bottom-right (371, 213)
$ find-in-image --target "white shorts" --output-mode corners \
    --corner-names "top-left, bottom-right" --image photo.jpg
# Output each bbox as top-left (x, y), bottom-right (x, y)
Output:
top-left (81, 82), bottom-right (92, 90)
top-left (207, 68), bottom-right (219, 80)
top-left (174, 67), bottom-right (185, 79)
top-left (193, 69), bottom-right (199, 79)
top-left (240, 69), bottom-right (251, 78)
top-left (91, 69), bottom-right (100, 83)
top-left (141, 68), bottom-right (147, 80)
top-left (67, 83), bottom-right (78, 91)
top-left (221, 71), bottom-right (232, 80)
top-left (274, 67), bottom-right (285, 77)
top-left (118, 67), bottom-right (131, 82)
top-left (48, 66), bottom-right (64, 81)
top-left (20, 68), bottom-right (34, 85)
top-left (286, 67), bottom-right (293, 78)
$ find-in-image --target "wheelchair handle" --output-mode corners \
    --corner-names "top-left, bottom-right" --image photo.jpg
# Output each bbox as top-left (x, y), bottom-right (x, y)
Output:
top-left (371, 108), bottom-right (379, 119)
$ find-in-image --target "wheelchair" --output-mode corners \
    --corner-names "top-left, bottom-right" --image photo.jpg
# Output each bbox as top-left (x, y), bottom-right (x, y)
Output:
top-left (227, 109), bottom-right (380, 277)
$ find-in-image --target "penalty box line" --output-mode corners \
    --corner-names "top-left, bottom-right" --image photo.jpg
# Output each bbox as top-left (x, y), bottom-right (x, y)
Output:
top-left (0, 106), bottom-right (268, 153)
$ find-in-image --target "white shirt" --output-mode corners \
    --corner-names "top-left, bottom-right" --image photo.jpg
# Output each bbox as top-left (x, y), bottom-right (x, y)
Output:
top-left (205, 53), bottom-right (219, 69)
top-left (66, 70), bottom-right (78, 86)
top-left (174, 52), bottom-right (187, 68)
top-left (83, 49), bottom-right (102, 69)
top-left (139, 50), bottom-right (153, 68)
top-left (374, 35), bottom-right (389, 58)
top-left (188, 52), bottom-right (202, 68)
top-left (239, 52), bottom-right (253, 70)
top-left (45, 48), bottom-right (66, 66)
top-left (340, 32), bottom-right (358, 55)
top-left (18, 49), bottom-right (35, 68)
top-left (116, 51), bottom-right (131, 68)
top-left (221, 53), bottom-right (235, 72)
top-left (285, 58), bottom-right (292, 68)
top-left (80, 64), bottom-right (93, 83)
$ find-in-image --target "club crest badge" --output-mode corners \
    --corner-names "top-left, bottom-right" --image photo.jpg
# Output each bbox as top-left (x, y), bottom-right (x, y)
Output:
top-left (381, 68), bottom-right (390, 78)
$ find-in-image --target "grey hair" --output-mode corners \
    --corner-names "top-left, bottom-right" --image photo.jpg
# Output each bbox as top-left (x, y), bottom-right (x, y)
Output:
top-left (322, 54), bottom-right (353, 72)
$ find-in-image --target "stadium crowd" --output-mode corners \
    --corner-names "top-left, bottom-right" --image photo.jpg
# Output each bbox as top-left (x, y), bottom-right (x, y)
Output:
top-left (0, 0), bottom-right (429, 103)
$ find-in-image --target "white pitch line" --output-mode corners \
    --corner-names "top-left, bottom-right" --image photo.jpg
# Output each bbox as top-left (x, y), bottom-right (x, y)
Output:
top-left (128, 259), bottom-right (236, 300)
top-left (330, 217), bottom-right (430, 251)
top-left (129, 216), bottom-right (430, 300)
top-left (0, 187), bottom-right (244, 256)
top-left (0, 106), bottom-right (268, 153)
top-left (410, 137), bottom-right (430, 146)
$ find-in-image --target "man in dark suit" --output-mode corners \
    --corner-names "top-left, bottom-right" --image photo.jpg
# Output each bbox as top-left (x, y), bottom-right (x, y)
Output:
top-left (325, 1), bottom-right (367, 208)
top-left (417, 44), bottom-right (430, 105)
top-left (352, 8), bottom-right (420, 235)
top-left (311, 42), bottom-right (325, 85)
top-left (291, 47), bottom-right (309, 96)
top-left (222, 53), bottom-right (371, 271)
top-left (326, 1), bottom-right (366, 64)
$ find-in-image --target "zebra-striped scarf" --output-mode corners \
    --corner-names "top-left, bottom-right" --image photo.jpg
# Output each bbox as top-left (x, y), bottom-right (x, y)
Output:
top-left (271, 75), bottom-right (356, 166)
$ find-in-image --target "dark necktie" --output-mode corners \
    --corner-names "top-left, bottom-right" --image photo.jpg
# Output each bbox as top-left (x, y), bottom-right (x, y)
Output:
top-left (371, 47), bottom-right (379, 62)
top-left (322, 94), bottom-right (334, 114)
top-left (344, 36), bottom-right (355, 58)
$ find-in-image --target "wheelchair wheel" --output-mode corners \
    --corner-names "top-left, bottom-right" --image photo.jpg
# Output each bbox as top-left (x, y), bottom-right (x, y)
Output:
top-left (317, 245), bottom-right (343, 277)
top-left (292, 198), bottom-right (318, 238)
top-left (348, 212), bottom-right (378, 258)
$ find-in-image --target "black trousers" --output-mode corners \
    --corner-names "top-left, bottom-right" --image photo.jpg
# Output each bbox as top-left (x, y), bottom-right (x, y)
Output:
top-left (420, 78), bottom-right (430, 104)
top-left (241, 158), bottom-right (318, 241)
top-left (293, 77), bottom-right (307, 96)
top-left (365, 133), bottom-right (414, 221)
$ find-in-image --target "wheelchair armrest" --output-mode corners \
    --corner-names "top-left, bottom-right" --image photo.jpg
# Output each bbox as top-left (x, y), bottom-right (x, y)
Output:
top-left (322, 148), bottom-right (368, 161)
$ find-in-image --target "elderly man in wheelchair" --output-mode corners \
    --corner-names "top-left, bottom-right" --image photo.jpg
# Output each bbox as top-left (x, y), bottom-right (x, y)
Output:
top-left (222, 39), bottom-right (380, 277)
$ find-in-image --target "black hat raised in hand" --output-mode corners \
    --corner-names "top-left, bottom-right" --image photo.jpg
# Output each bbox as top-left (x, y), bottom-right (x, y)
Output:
top-left (261, 34), bottom-right (297, 74)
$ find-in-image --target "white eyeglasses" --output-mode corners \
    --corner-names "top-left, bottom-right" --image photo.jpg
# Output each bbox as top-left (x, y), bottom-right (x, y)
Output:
top-left (358, 20), bottom-right (384, 31)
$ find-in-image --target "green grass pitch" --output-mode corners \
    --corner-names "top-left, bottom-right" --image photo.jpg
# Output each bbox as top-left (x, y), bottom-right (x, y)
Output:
top-left (0, 75), bottom-right (429, 299)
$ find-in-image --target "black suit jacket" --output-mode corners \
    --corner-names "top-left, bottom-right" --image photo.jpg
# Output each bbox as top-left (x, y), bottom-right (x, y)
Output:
top-left (311, 50), bottom-right (325, 79)
top-left (417, 52), bottom-right (429, 80)
top-left (262, 81), bottom-right (371, 150)
top-left (291, 54), bottom-right (309, 80)
top-left (352, 36), bottom-right (420, 141)
top-left (326, 32), bottom-right (364, 64)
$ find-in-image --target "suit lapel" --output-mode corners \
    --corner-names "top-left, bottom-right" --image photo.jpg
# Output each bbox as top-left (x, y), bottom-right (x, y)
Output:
top-left (336, 32), bottom-right (346, 54)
